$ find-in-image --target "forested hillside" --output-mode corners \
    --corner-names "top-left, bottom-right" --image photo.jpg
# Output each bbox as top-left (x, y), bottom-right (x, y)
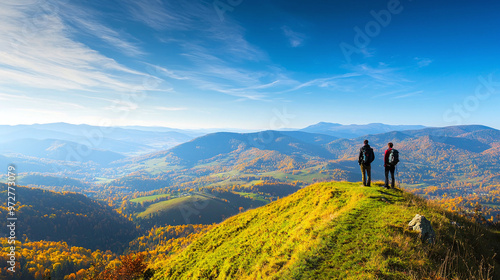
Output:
top-left (0, 238), bottom-right (116, 280)
top-left (0, 184), bottom-right (139, 252)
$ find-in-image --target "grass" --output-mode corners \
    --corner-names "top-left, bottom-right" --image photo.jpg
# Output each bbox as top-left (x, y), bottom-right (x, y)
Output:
top-left (234, 192), bottom-right (269, 204)
top-left (261, 169), bottom-right (332, 183)
top-left (136, 195), bottom-right (197, 219)
top-left (151, 181), bottom-right (500, 280)
top-left (130, 194), bottom-right (171, 203)
top-left (137, 157), bottom-right (184, 175)
top-left (402, 183), bottom-right (430, 189)
top-left (134, 193), bottom-right (241, 226)
top-left (94, 177), bottom-right (116, 184)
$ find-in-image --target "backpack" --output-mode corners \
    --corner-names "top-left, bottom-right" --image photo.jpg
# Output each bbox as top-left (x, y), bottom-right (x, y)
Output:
top-left (362, 146), bottom-right (375, 165)
top-left (388, 149), bottom-right (399, 166)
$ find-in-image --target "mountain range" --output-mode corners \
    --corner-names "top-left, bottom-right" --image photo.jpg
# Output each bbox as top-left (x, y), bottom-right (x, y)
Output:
top-left (2, 123), bottom-right (499, 193)
top-left (0, 122), bottom-right (194, 157)
top-left (0, 122), bottom-right (430, 178)
top-left (0, 122), bottom-right (423, 160)
top-left (113, 124), bottom-right (499, 190)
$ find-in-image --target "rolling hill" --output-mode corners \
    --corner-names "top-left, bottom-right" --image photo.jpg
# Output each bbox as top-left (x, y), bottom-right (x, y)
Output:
top-left (109, 130), bottom-right (339, 188)
top-left (17, 174), bottom-right (89, 188)
top-left (162, 130), bottom-right (336, 166)
top-left (135, 194), bottom-right (238, 227)
top-left (128, 191), bottom-right (268, 229)
top-left (149, 182), bottom-right (500, 279)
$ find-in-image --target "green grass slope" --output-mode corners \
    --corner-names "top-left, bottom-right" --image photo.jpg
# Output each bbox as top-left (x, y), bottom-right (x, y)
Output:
top-left (131, 193), bottom-right (172, 203)
top-left (135, 194), bottom-right (247, 227)
top-left (136, 195), bottom-right (211, 219)
top-left (151, 182), bottom-right (500, 280)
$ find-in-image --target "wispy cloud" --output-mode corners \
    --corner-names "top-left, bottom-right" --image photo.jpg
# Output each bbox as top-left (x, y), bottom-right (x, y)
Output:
top-left (125, 0), bottom-right (193, 31)
top-left (154, 106), bottom-right (187, 111)
top-left (118, 1), bottom-right (417, 104)
top-left (346, 64), bottom-right (412, 85)
top-left (168, 42), bottom-right (281, 100)
top-left (0, 93), bottom-right (85, 110)
top-left (280, 63), bottom-right (414, 96)
top-left (0, 1), bottom-right (154, 93)
top-left (393, 90), bottom-right (424, 99)
top-left (121, 0), bottom-right (272, 100)
top-left (359, 48), bottom-right (375, 58)
top-left (282, 73), bottom-right (361, 93)
top-left (61, 3), bottom-right (144, 57)
top-left (146, 64), bottom-right (190, 80)
top-left (130, 0), bottom-right (265, 62)
top-left (371, 89), bottom-right (407, 99)
top-left (282, 26), bottom-right (306, 47)
top-left (414, 57), bottom-right (433, 68)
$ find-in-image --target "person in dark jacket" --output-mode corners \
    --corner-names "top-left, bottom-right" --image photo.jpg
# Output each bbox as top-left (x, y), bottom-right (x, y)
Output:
top-left (358, 139), bottom-right (375, 186)
top-left (384, 142), bottom-right (395, 189)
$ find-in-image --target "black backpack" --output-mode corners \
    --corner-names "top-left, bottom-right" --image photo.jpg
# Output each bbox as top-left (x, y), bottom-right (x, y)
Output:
top-left (362, 146), bottom-right (375, 165)
top-left (388, 149), bottom-right (400, 166)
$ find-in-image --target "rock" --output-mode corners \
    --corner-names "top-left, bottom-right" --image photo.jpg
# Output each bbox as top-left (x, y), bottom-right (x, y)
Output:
top-left (408, 214), bottom-right (435, 244)
top-left (451, 221), bottom-right (463, 228)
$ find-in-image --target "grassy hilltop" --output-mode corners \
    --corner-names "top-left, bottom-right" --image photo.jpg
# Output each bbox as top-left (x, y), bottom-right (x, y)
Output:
top-left (150, 182), bottom-right (500, 280)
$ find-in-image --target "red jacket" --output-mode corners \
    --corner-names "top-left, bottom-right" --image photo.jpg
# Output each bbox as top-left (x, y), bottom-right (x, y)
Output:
top-left (384, 148), bottom-right (392, 167)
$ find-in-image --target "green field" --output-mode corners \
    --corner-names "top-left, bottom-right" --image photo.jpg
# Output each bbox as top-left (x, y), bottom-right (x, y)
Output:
top-left (94, 177), bottom-right (116, 184)
top-left (234, 192), bottom-right (269, 204)
top-left (262, 170), bottom-right (330, 182)
top-left (130, 193), bottom-right (172, 203)
top-left (133, 190), bottom-right (270, 228)
top-left (134, 193), bottom-right (240, 227)
top-left (136, 195), bottom-right (200, 219)
top-left (138, 157), bottom-right (184, 175)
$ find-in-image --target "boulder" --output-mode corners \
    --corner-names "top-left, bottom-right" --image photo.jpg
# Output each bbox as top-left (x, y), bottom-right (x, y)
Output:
top-left (408, 214), bottom-right (435, 244)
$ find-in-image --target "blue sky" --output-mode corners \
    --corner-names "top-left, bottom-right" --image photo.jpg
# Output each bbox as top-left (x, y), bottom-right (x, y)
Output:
top-left (0, 0), bottom-right (499, 130)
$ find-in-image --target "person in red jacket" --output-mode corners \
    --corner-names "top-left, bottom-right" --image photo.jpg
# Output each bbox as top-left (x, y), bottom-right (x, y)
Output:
top-left (384, 142), bottom-right (395, 189)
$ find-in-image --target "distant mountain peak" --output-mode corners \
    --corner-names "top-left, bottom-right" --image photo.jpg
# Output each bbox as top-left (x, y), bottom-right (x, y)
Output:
top-left (301, 122), bottom-right (426, 139)
top-left (306, 122), bottom-right (342, 128)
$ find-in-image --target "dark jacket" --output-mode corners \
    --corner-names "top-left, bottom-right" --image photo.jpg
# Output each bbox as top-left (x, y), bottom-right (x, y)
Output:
top-left (358, 144), bottom-right (375, 166)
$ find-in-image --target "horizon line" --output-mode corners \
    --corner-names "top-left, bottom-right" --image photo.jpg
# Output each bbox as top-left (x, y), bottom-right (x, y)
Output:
top-left (0, 121), bottom-right (497, 131)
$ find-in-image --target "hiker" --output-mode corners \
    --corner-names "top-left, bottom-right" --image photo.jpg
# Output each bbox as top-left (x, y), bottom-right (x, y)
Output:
top-left (384, 142), bottom-right (399, 189)
top-left (358, 139), bottom-right (375, 186)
